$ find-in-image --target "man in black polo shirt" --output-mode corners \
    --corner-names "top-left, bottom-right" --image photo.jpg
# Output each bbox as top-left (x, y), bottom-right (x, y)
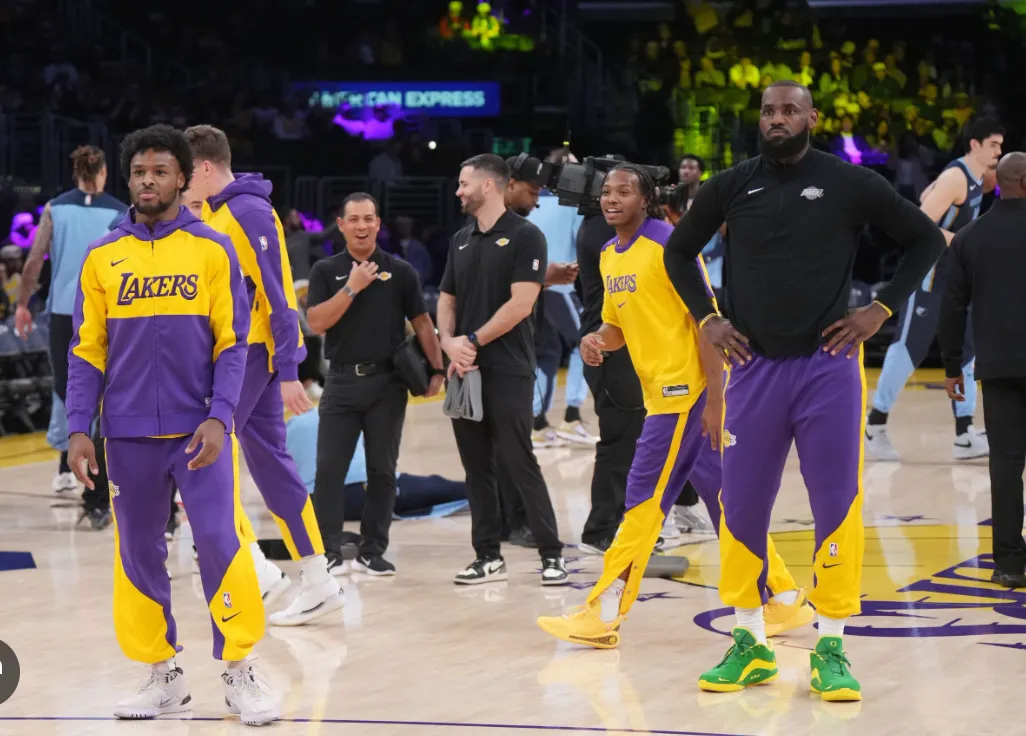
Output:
top-left (306, 192), bottom-right (445, 576)
top-left (438, 153), bottom-right (568, 586)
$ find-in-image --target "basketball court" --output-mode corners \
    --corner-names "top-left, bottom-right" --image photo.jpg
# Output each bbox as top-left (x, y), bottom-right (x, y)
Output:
top-left (0, 369), bottom-right (1018, 735)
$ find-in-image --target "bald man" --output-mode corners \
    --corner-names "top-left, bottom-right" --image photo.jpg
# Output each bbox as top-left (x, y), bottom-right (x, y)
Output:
top-left (939, 151), bottom-right (1026, 589)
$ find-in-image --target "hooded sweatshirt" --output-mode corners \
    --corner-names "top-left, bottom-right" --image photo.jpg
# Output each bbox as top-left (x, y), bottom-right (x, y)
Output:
top-left (66, 206), bottom-right (250, 438)
top-left (203, 174), bottom-right (306, 381)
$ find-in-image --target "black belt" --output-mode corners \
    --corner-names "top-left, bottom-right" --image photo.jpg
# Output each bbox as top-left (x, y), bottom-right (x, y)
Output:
top-left (332, 361), bottom-right (393, 377)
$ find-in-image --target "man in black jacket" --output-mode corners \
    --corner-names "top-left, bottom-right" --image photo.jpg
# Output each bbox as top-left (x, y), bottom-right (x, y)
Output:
top-left (939, 150), bottom-right (1026, 589)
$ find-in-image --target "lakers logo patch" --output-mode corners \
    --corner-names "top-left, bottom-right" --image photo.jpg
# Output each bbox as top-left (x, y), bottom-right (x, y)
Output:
top-left (108, 481), bottom-right (120, 497)
top-left (722, 430), bottom-right (737, 447)
top-left (496, 238), bottom-right (510, 247)
top-left (377, 272), bottom-right (392, 281)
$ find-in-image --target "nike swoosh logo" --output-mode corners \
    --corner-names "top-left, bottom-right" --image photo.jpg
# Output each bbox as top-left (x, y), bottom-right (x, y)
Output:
top-left (336, 275), bottom-right (348, 281)
top-left (158, 698), bottom-right (172, 707)
top-left (221, 612), bottom-right (242, 622)
top-left (617, 301), bottom-right (627, 308)
top-left (748, 187), bottom-right (764, 195)
top-left (822, 563), bottom-right (843, 568)
top-left (459, 244), bottom-right (469, 250)
top-left (111, 257), bottom-right (128, 266)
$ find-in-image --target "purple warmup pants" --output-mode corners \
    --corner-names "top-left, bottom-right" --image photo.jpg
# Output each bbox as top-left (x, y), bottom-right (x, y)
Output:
top-left (719, 348), bottom-right (866, 619)
top-left (235, 343), bottom-right (324, 559)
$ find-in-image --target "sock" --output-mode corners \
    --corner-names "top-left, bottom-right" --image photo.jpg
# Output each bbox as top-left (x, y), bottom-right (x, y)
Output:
top-left (598, 578), bottom-right (626, 622)
top-left (154, 657), bottom-right (176, 673)
top-left (955, 415), bottom-right (972, 436)
top-left (818, 614), bottom-right (846, 638)
top-left (867, 408), bottom-right (888, 426)
top-left (59, 451), bottom-right (71, 474)
top-left (533, 414), bottom-right (549, 432)
top-left (564, 405), bottom-right (581, 423)
top-left (771, 589), bottom-right (799, 606)
top-left (301, 553), bottom-right (331, 584)
top-left (735, 606), bottom-right (767, 644)
top-left (250, 541), bottom-right (269, 572)
top-left (225, 656), bottom-right (251, 671)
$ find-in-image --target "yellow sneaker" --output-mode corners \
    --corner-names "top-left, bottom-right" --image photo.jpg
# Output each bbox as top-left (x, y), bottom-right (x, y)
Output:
top-left (764, 588), bottom-right (816, 638)
top-left (537, 603), bottom-right (623, 649)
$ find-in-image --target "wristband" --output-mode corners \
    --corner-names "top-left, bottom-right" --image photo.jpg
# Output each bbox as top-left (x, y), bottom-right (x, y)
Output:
top-left (468, 332), bottom-right (481, 348)
top-left (697, 313), bottom-right (719, 330)
top-left (341, 284), bottom-right (356, 299)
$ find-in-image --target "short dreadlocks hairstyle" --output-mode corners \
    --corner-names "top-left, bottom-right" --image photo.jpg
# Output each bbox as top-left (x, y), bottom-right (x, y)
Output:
top-left (70, 145), bottom-right (106, 185)
top-left (608, 163), bottom-right (663, 219)
top-left (119, 124), bottom-right (194, 192)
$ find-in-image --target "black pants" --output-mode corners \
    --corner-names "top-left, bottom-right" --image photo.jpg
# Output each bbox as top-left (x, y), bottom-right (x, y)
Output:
top-left (51, 314), bottom-right (110, 512)
top-left (580, 351), bottom-right (645, 544)
top-left (312, 371), bottom-right (408, 558)
top-left (981, 377), bottom-right (1026, 574)
top-left (451, 370), bottom-right (562, 560)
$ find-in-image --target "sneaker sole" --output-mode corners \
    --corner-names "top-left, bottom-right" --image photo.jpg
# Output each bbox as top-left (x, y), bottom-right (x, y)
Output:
top-left (766, 603), bottom-right (816, 638)
top-left (269, 592), bottom-right (344, 627)
top-left (262, 574), bottom-right (292, 608)
top-left (537, 618), bottom-right (620, 649)
top-left (227, 702), bottom-right (281, 726)
top-left (953, 449), bottom-right (988, 460)
top-left (352, 561), bottom-right (396, 576)
top-left (812, 684), bottom-right (862, 702)
top-left (541, 576), bottom-right (570, 586)
top-left (555, 432), bottom-right (599, 446)
top-left (698, 671), bottom-right (778, 692)
top-left (454, 571), bottom-right (508, 585)
top-left (114, 697), bottom-right (193, 719)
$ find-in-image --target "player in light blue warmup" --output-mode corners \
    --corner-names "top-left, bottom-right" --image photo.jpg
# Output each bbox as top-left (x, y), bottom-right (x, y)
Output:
top-left (866, 118), bottom-right (1003, 462)
top-left (517, 150), bottom-right (596, 448)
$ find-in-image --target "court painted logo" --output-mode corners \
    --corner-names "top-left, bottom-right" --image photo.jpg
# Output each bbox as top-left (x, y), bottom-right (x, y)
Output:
top-left (693, 523), bottom-right (1026, 644)
top-left (0, 639), bottom-right (21, 705)
top-left (800, 187), bottom-right (824, 200)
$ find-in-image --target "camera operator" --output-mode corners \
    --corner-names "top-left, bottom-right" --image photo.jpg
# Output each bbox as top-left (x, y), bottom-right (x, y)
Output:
top-left (306, 193), bottom-right (445, 576)
top-left (437, 153), bottom-right (568, 586)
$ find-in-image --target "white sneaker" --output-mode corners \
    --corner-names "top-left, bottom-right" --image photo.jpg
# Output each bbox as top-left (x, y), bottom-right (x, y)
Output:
top-left (257, 558), bottom-right (292, 608)
top-left (675, 504), bottom-right (715, 534)
top-left (556, 420), bottom-right (599, 446)
top-left (661, 511), bottom-right (682, 539)
top-left (114, 661), bottom-right (192, 719)
top-left (51, 471), bottom-right (77, 495)
top-left (269, 572), bottom-right (344, 627)
top-left (532, 428), bottom-right (567, 449)
top-left (954, 426), bottom-right (989, 460)
top-left (222, 658), bottom-right (280, 726)
top-left (864, 423), bottom-right (900, 462)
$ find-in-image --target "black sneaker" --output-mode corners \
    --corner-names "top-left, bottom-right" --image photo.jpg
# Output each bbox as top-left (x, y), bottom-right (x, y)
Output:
top-left (326, 551), bottom-right (349, 577)
top-left (509, 527), bottom-right (537, 548)
top-left (541, 557), bottom-right (569, 586)
top-left (579, 538), bottom-right (613, 555)
top-left (79, 507), bottom-right (112, 531)
top-left (454, 557), bottom-right (507, 585)
top-left (352, 554), bottom-right (396, 576)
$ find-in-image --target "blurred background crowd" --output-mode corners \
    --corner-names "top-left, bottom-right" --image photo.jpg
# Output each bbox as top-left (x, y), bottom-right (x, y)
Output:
top-left (2, 0), bottom-right (1024, 434)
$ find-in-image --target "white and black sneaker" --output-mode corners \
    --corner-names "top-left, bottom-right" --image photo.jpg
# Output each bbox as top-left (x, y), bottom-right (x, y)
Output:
top-left (114, 660), bottom-right (192, 719)
top-left (541, 557), bottom-right (569, 586)
top-left (352, 554), bottom-right (396, 576)
top-left (454, 557), bottom-right (507, 585)
top-left (326, 551), bottom-right (349, 577)
top-left (222, 657), bottom-right (279, 726)
top-left (953, 426), bottom-right (989, 460)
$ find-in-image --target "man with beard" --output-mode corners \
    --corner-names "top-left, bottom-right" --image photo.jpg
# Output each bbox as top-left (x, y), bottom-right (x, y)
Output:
top-left (437, 153), bottom-right (568, 585)
top-left (66, 124), bottom-right (278, 724)
top-left (677, 153), bottom-right (705, 207)
top-left (866, 116), bottom-right (1004, 462)
top-left (664, 82), bottom-right (944, 701)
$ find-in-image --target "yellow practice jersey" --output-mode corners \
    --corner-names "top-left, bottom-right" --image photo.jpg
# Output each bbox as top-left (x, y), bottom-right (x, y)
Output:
top-left (203, 174), bottom-right (307, 381)
top-left (600, 217), bottom-right (716, 415)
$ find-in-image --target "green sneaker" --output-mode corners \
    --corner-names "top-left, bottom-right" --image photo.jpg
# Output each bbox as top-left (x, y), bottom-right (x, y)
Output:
top-left (810, 636), bottom-right (862, 701)
top-left (698, 628), bottom-right (778, 692)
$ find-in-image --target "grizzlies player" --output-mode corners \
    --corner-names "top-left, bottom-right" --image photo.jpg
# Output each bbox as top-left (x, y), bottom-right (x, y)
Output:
top-left (867, 117), bottom-right (1004, 461)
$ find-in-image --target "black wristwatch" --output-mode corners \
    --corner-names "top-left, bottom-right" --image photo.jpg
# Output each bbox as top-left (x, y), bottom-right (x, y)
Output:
top-left (468, 332), bottom-right (481, 348)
